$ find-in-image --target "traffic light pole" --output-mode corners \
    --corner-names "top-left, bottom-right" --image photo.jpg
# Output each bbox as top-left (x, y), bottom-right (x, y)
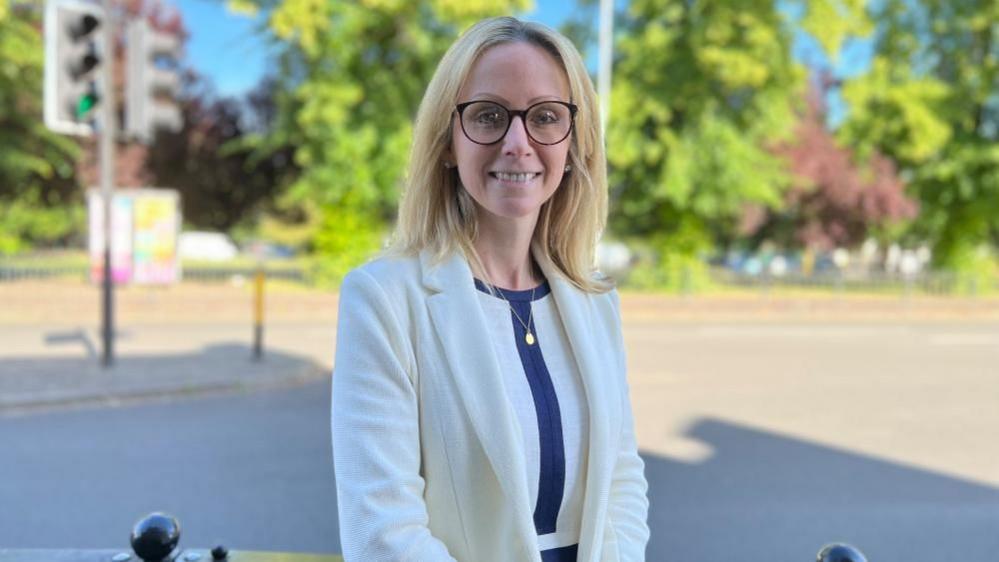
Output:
top-left (98, 0), bottom-right (115, 368)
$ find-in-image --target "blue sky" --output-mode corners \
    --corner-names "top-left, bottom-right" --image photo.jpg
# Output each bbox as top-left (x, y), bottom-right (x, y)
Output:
top-left (174, 0), bottom-right (871, 125)
top-left (173, 0), bottom-right (579, 98)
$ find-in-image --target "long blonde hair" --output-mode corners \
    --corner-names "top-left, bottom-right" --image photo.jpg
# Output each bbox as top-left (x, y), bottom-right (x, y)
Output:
top-left (384, 16), bottom-right (613, 293)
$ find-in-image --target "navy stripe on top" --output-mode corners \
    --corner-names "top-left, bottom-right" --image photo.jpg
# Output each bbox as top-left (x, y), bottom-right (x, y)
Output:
top-left (473, 278), bottom-right (565, 535)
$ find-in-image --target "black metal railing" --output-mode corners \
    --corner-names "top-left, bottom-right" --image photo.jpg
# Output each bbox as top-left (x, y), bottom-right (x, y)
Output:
top-left (0, 513), bottom-right (868, 562)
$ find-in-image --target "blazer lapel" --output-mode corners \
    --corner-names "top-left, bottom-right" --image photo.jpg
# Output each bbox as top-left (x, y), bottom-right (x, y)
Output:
top-left (420, 249), bottom-right (538, 557)
top-left (535, 249), bottom-right (618, 562)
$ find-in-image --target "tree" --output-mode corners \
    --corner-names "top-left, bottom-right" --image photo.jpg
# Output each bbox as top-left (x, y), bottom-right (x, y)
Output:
top-left (0, 1), bottom-right (85, 254)
top-left (605, 0), bottom-right (809, 288)
top-left (230, 0), bottom-right (529, 283)
top-left (144, 72), bottom-right (297, 232)
top-left (746, 74), bottom-right (918, 252)
top-left (837, 0), bottom-right (999, 271)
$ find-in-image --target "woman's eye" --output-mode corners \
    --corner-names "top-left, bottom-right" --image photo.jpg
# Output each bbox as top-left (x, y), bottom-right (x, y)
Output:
top-left (531, 110), bottom-right (559, 125)
top-left (474, 110), bottom-right (504, 124)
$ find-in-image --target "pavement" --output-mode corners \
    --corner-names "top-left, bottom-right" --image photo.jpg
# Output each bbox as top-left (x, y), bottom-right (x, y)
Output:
top-left (2, 277), bottom-right (998, 413)
top-left (0, 324), bottom-right (335, 413)
top-left (0, 279), bottom-right (340, 413)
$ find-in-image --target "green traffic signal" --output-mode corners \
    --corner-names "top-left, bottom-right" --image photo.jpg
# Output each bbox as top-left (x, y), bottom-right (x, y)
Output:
top-left (74, 84), bottom-right (99, 120)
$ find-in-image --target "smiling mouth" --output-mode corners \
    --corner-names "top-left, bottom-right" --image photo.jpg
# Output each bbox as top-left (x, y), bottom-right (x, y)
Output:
top-left (490, 172), bottom-right (542, 183)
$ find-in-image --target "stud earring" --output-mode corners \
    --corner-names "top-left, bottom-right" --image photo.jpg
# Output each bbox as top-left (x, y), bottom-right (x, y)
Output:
top-left (564, 164), bottom-right (572, 172)
top-left (443, 162), bottom-right (454, 169)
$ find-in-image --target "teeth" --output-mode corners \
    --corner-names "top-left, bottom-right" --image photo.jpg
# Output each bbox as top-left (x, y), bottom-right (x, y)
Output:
top-left (495, 172), bottom-right (536, 182)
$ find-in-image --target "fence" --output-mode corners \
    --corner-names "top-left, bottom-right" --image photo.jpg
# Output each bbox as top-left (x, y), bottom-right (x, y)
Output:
top-left (1, 261), bottom-right (996, 297)
top-left (711, 268), bottom-right (999, 296)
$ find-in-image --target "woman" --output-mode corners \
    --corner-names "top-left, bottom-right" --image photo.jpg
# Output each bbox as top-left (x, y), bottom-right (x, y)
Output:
top-left (331, 16), bottom-right (649, 562)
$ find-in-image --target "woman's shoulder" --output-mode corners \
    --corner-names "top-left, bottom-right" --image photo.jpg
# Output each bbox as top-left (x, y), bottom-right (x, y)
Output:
top-left (347, 251), bottom-right (421, 286)
top-left (340, 251), bottom-right (424, 308)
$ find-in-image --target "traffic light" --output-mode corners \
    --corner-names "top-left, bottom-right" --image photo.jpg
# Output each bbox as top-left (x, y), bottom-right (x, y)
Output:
top-left (44, 1), bottom-right (106, 136)
top-left (126, 19), bottom-right (183, 143)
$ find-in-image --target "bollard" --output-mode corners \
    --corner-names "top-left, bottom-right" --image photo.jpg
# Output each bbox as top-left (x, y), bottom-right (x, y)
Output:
top-left (817, 543), bottom-right (868, 562)
top-left (252, 265), bottom-right (264, 361)
top-left (131, 512), bottom-right (181, 562)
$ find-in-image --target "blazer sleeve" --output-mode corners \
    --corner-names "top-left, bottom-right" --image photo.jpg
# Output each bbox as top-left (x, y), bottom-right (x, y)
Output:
top-left (607, 288), bottom-right (651, 561)
top-left (331, 267), bottom-right (458, 562)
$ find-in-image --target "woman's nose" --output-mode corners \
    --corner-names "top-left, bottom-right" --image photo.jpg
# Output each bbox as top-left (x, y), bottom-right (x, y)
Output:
top-left (502, 115), bottom-right (533, 156)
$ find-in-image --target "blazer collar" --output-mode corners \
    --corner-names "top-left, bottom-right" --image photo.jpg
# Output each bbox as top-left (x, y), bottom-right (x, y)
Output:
top-left (421, 247), bottom-right (536, 559)
top-left (420, 246), bottom-right (617, 562)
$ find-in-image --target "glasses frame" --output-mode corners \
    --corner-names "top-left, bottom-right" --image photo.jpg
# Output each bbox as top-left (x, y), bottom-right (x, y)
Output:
top-left (455, 100), bottom-right (578, 146)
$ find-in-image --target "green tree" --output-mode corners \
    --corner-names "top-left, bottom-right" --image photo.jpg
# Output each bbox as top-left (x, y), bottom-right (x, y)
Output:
top-left (602, 0), bottom-right (874, 289)
top-left (838, 0), bottom-right (999, 274)
top-left (607, 0), bottom-right (794, 286)
top-left (230, 0), bottom-right (529, 284)
top-left (0, 1), bottom-right (85, 254)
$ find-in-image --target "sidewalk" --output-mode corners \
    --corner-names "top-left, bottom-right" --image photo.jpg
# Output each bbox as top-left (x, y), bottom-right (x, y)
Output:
top-left (0, 323), bottom-right (335, 413)
top-left (0, 280), bottom-right (338, 413)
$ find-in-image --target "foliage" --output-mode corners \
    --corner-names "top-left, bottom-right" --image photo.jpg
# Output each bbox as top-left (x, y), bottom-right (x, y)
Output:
top-left (0, 187), bottom-right (85, 256)
top-left (620, 218), bottom-right (715, 292)
top-left (144, 73), bottom-right (297, 232)
top-left (606, 0), bottom-right (816, 258)
top-left (837, 0), bottom-right (999, 270)
top-left (748, 76), bottom-right (918, 251)
top-left (0, 1), bottom-right (85, 252)
top-left (231, 0), bottom-right (530, 281)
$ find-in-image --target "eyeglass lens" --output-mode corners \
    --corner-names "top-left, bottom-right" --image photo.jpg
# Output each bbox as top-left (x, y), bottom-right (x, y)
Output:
top-left (461, 101), bottom-right (573, 145)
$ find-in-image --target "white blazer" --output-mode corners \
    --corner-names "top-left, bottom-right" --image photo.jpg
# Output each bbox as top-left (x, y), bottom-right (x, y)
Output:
top-left (331, 247), bottom-right (650, 562)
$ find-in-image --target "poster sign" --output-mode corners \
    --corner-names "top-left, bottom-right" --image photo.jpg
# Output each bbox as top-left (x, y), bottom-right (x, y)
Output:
top-left (132, 191), bottom-right (180, 284)
top-left (88, 191), bottom-right (133, 284)
top-left (88, 189), bottom-right (181, 285)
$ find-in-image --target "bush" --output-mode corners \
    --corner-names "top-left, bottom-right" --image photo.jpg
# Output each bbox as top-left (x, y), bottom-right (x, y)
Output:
top-left (306, 202), bottom-right (385, 288)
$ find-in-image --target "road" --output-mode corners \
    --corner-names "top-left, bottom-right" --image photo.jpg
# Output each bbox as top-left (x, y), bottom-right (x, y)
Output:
top-left (1, 284), bottom-right (998, 560)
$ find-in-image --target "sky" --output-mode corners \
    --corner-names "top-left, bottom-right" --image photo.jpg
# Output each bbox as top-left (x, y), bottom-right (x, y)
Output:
top-left (172, 0), bottom-right (871, 124)
top-left (173, 0), bottom-right (579, 98)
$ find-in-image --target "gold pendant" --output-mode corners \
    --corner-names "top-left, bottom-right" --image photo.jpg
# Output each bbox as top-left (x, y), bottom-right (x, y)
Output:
top-left (525, 332), bottom-right (535, 345)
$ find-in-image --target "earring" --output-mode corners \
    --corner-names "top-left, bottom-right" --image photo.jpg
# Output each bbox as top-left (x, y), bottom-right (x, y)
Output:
top-left (443, 162), bottom-right (454, 169)
top-left (564, 164), bottom-right (572, 172)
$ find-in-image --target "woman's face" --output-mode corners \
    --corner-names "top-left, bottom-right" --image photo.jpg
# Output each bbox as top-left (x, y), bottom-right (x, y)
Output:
top-left (450, 42), bottom-right (572, 224)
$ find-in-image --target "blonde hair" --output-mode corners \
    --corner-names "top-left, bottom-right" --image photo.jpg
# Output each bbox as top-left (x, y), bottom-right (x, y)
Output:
top-left (384, 16), bottom-right (613, 294)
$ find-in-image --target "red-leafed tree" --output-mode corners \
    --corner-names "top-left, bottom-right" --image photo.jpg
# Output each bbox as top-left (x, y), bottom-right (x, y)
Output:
top-left (741, 72), bottom-right (918, 251)
top-left (144, 73), bottom-right (297, 231)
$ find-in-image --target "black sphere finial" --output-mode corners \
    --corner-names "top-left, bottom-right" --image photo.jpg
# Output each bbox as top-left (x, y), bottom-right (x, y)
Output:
top-left (817, 543), bottom-right (868, 562)
top-left (130, 512), bottom-right (181, 562)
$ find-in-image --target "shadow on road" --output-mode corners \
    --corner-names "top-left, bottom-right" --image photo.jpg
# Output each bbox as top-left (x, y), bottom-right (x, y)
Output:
top-left (0, 342), bottom-right (328, 413)
top-left (3, 378), bottom-right (997, 560)
top-left (643, 418), bottom-right (999, 561)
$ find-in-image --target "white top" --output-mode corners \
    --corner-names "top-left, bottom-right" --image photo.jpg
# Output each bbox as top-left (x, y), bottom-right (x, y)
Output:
top-left (474, 278), bottom-right (590, 553)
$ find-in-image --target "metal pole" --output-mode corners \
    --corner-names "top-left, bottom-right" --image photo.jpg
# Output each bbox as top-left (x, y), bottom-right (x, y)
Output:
top-left (597, 0), bottom-right (615, 137)
top-left (99, 0), bottom-right (115, 368)
top-left (253, 265), bottom-right (265, 361)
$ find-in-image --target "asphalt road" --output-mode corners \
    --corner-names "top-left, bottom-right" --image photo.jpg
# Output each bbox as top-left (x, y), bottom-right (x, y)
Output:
top-left (2, 319), bottom-right (998, 561)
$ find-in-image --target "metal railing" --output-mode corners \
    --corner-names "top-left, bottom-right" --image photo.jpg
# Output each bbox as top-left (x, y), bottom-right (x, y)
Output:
top-left (2, 261), bottom-right (995, 296)
top-left (0, 265), bottom-right (305, 284)
top-left (0, 513), bottom-right (868, 562)
top-left (711, 268), bottom-right (999, 296)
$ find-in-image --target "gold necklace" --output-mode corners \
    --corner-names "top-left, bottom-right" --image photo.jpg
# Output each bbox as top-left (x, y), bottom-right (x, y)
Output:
top-left (486, 280), bottom-right (537, 346)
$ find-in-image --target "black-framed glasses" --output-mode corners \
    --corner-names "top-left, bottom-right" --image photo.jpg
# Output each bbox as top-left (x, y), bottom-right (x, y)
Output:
top-left (455, 100), bottom-right (578, 146)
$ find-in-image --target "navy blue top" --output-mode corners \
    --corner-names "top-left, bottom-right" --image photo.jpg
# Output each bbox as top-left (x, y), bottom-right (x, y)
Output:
top-left (474, 277), bottom-right (577, 562)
